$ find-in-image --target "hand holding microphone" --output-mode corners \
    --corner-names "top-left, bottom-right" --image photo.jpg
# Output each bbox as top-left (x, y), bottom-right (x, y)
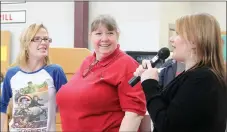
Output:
top-left (128, 47), bottom-right (170, 87)
top-left (133, 60), bottom-right (159, 82)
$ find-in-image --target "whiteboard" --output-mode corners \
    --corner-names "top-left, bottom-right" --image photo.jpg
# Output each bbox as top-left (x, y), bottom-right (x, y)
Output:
top-left (118, 21), bottom-right (160, 52)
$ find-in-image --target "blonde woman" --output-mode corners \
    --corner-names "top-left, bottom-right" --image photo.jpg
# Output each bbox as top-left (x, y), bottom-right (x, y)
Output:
top-left (0, 23), bottom-right (67, 132)
top-left (135, 13), bottom-right (227, 132)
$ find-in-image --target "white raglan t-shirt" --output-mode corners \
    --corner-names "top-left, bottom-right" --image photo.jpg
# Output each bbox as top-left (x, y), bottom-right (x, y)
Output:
top-left (0, 64), bottom-right (67, 132)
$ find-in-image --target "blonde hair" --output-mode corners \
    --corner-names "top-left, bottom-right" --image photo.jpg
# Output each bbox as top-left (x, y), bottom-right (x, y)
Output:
top-left (15, 23), bottom-right (51, 67)
top-left (176, 13), bottom-right (226, 82)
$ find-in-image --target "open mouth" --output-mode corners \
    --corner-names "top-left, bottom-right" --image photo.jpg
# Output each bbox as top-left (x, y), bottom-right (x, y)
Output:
top-left (37, 47), bottom-right (47, 50)
top-left (99, 44), bottom-right (110, 48)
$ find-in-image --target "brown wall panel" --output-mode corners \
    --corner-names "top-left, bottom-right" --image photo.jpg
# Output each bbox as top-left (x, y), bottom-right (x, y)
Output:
top-left (74, 1), bottom-right (89, 48)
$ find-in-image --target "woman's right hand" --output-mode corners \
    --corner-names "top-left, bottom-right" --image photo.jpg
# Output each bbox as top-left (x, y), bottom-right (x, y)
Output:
top-left (133, 65), bottom-right (146, 78)
top-left (133, 60), bottom-right (159, 83)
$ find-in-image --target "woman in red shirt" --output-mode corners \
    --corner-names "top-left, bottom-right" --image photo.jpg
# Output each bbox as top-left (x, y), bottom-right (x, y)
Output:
top-left (56, 15), bottom-right (146, 132)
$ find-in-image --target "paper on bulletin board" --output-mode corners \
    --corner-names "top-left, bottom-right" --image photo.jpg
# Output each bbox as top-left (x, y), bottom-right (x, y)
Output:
top-left (118, 21), bottom-right (160, 52)
top-left (222, 35), bottom-right (226, 60)
top-left (1, 45), bottom-right (7, 61)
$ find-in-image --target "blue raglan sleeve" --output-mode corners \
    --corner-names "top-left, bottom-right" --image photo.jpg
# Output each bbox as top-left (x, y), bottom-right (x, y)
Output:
top-left (53, 65), bottom-right (67, 92)
top-left (45, 64), bottom-right (67, 92)
top-left (0, 71), bottom-right (13, 113)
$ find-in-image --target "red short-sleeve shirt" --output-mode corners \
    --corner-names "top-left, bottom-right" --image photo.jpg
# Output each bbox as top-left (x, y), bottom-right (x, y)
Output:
top-left (56, 46), bottom-right (146, 132)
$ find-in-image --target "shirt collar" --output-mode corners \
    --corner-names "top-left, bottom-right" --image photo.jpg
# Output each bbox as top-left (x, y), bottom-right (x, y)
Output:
top-left (92, 44), bottom-right (121, 67)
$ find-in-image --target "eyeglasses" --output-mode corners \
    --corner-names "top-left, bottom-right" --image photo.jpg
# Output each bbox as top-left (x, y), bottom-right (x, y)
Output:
top-left (31, 37), bottom-right (52, 43)
top-left (82, 60), bottom-right (99, 78)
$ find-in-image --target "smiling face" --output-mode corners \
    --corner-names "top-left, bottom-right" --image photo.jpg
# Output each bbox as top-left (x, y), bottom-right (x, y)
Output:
top-left (90, 25), bottom-right (118, 59)
top-left (16, 23), bottom-right (51, 67)
top-left (28, 28), bottom-right (51, 60)
top-left (89, 15), bottom-right (119, 60)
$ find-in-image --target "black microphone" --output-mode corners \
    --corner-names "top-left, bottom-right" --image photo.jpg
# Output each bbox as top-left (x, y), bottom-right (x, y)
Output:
top-left (128, 47), bottom-right (170, 87)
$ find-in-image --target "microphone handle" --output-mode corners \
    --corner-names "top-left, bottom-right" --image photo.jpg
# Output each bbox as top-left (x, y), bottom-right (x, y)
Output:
top-left (128, 60), bottom-right (161, 87)
top-left (144, 60), bottom-right (157, 69)
top-left (128, 76), bottom-right (141, 87)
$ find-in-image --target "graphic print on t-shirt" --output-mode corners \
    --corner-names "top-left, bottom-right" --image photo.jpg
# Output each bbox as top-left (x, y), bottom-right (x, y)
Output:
top-left (11, 81), bottom-right (48, 131)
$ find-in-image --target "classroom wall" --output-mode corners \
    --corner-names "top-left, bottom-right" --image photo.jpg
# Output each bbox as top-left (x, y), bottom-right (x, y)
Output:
top-left (1, 2), bottom-right (226, 64)
top-left (89, 2), bottom-right (226, 51)
top-left (89, 2), bottom-right (162, 52)
top-left (89, 2), bottom-right (192, 52)
top-left (1, 2), bottom-right (74, 64)
top-left (158, 2), bottom-right (192, 48)
top-left (191, 2), bottom-right (226, 30)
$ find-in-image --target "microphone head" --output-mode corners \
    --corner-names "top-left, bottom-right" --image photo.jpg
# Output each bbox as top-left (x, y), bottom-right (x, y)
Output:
top-left (157, 47), bottom-right (170, 60)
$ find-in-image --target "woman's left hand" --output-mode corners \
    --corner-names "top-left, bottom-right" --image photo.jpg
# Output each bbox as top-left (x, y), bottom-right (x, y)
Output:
top-left (134, 60), bottom-right (159, 83)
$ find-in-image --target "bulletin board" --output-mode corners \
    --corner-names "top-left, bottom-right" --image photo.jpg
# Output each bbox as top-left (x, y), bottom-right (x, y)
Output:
top-left (221, 31), bottom-right (226, 61)
top-left (1, 31), bottom-right (11, 75)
